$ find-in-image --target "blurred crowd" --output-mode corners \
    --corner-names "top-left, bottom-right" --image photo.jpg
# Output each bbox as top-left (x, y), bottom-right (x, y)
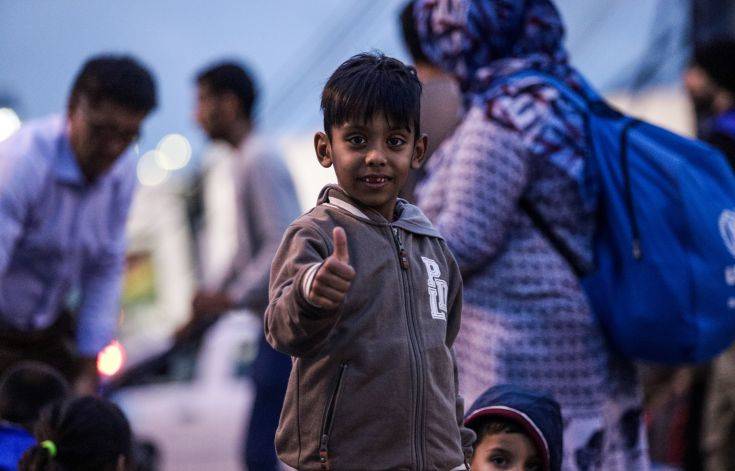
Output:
top-left (2, 0), bottom-right (735, 470)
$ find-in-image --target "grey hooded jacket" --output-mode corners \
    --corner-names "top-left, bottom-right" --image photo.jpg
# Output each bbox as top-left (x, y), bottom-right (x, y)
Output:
top-left (265, 185), bottom-right (474, 470)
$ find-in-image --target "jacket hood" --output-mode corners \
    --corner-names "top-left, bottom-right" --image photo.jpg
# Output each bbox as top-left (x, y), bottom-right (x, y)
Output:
top-left (464, 384), bottom-right (563, 471)
top-left (316, 184), bottom-right (443, 239)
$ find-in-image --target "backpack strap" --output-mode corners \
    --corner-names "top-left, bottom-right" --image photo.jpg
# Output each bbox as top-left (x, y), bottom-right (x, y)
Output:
top-left (488, 71), bottom-right (597, 277)
top-left (519, 197), bottom-right (587, 278)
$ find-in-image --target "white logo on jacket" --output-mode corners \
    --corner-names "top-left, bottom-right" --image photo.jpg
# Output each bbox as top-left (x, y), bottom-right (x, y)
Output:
top-left (421, 257), bottom-right (448, 320)
top-left (720, 210), bottom-right (735, 258)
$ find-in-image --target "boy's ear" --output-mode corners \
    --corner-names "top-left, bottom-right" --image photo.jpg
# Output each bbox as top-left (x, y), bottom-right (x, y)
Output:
top-left (411, 134), bottom-right (428, 170)
top-left (314, 131), bottom-right (333, 168)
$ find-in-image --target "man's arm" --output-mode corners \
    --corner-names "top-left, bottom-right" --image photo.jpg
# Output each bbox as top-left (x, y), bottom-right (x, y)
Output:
top-left (0, 138), bottom-right (39, 276)
top-left (76, 170), bottom-right (137, 358)
top-left (224, 153), bottom-right (302, 312)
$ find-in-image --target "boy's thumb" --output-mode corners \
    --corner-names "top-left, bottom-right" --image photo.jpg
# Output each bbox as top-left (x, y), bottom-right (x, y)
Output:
top-left (332, 226), bottom-right (349, 264)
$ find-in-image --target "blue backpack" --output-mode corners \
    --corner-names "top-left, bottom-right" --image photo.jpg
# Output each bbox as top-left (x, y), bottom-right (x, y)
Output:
top-left (500, 71), bottom-right (735, 364)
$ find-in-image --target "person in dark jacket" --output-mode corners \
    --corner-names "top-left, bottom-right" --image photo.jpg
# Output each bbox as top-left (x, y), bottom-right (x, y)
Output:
top-left (464, 385), bottom-right (563, 471)
top-left (265, 52), bottom-right (474, 470)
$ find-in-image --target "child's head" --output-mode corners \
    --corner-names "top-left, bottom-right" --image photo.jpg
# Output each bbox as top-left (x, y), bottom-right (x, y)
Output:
top-left (464, 385), bottom-right (563, 471)
top-left (0, 362), bottom-right (69, 431)
top-left (315, 52), bottom-right (427, 220)
top-left (19, 396), bottom-right (132, 471)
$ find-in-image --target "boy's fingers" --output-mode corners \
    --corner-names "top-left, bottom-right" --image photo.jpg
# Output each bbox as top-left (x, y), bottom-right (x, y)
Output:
top-left (313, 271), bottom-right (352, 293)
top-left (309, 293), bottom-right (338, 311)
top-left (311, 282), bottom-right (346, 303)
top-left (332, 227), bottom-right (350, 264)
top-left (322, 258), bottom-right (356, 281)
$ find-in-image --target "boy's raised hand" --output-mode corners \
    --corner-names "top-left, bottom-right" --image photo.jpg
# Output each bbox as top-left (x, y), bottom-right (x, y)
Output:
top-left (307, 227), bottom-right (355, 310)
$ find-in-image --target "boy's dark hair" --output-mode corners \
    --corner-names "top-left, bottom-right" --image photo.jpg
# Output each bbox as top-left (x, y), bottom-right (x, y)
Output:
top-left (0, 362), bottom-right (69, 431)
top-left (19, 396), bottom-right (132, 471)
top-left (69, 54), bottom-right (157, 114)
top-left (693, 38), bottom-right (735, 94)
top-left (399, 1), bottom-right (430, 65)
top-left (196, 61), bottom-right (258, 120)
top-left (472, 417), bottom-right (526, 445)
top-left (321, 52), bottom-right (422, 138)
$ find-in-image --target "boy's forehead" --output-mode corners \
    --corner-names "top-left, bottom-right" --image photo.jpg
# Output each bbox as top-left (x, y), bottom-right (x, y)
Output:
top-left (335, 113), bottom-right (414, 132)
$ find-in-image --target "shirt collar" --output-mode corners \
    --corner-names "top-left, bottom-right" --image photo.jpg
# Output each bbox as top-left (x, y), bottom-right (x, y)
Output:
top-left (53, 118), bottom-right (86, 186)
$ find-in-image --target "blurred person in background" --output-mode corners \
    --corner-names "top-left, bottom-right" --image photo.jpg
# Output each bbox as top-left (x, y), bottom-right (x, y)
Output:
top-left (644, 38), bottom-right (735, 471)
top-left (0, 362), bottom-right (69, 471)
top-left (398, 0), bottom-right (461, 202)
top-left (414, 0), bottom-right (649, 469)
top-left (683, 37), bottom-right (735, 471)
top-left (19, 395), bottom-right (132, 471)
top-left (0, 55), bottom-right (157, 395)
top-left (684, 38), bottom-right (735, 169)
top-left (177, 61), bottom-right (301, 471)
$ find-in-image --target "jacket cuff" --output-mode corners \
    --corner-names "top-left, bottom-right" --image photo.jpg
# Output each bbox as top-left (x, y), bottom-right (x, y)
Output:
top-left (293, 262), bottom-right (328, 319)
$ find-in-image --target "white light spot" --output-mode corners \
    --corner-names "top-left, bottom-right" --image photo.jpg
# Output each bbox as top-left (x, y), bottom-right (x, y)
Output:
top-left (97, 340), bottom-right (126, 377)
top-left (156, 133), bottom-right (192, 170)
top-left (137, 150), bottom-right (169, 186)
top-left (0, 108), bottom-right (22, 142)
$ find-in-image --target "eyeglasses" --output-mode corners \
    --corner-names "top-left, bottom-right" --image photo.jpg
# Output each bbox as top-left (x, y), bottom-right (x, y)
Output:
top-left (75, 97), bottom-right (143, 144)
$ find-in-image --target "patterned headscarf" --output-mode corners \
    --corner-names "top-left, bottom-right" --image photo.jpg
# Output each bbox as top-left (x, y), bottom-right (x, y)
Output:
top-left (415, 0), bottom-right (596, 209)
top-left (415, 0), bottom-right (578, 97)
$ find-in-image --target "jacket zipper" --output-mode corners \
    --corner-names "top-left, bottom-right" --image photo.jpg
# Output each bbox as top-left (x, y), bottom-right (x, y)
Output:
top-left (391, 226), bottom-right (424, 470)
top-left (319, 361), bottom-right (348, 470)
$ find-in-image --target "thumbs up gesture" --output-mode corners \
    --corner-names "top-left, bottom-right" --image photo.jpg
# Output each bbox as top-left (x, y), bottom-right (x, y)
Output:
top-left (307, 227), bottom-right (356, 310)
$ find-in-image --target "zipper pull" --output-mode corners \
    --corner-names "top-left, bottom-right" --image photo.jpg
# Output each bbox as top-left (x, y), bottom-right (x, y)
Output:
top-left (391, 227), bottom-right (409, 270)
top-left (319, 434), bottom-right (330, 469)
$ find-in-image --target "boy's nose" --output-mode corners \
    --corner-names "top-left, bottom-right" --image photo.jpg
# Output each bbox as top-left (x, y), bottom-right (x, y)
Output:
top-left (365, 149), bottom-right (387, 166)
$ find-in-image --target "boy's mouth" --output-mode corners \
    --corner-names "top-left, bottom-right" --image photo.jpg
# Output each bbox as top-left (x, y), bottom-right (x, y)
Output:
top-left (358, 174), bottom-right (392, 187)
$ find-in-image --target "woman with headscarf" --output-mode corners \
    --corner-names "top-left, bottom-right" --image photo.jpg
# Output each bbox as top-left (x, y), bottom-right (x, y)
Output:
top-left (413, 1), bottom-right (650, 469)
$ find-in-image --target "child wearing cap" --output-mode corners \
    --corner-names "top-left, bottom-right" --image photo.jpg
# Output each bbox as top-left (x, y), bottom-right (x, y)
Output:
top-left (464, 384), bottom-right (564, 471)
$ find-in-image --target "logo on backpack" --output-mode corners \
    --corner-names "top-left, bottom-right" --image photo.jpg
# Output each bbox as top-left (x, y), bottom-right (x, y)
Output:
top-left (421, 257), bottom-right (448, 321)
top-left (719, 210), bottom-right (735, 258)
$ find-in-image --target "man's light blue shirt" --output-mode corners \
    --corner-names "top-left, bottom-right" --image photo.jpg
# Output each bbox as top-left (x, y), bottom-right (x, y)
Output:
top-left (0, 115), bottom-right (137, 356)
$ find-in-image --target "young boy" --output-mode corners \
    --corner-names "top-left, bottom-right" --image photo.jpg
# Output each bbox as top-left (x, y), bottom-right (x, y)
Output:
top-left (265, 52), bottom-right (474, 470)
top-left (464, 385), bottom-right (564, 471)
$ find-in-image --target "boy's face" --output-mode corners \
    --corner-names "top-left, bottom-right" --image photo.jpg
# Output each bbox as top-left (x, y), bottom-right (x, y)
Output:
top-left (471, 432), bottom-right (543, 471)
top-left (314, 115), bottom-right (427, 220)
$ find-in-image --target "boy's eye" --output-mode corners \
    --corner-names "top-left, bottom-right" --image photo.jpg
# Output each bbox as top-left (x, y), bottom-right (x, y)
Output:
top-left (347, 135), bottom-right (366, 146)
top-left (489, 454), bottom-right (509, 467)
top-left (387, 137), bottom-right (407, 147)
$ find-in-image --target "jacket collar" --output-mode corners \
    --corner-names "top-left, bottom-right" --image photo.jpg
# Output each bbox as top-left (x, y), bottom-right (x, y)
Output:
top-left (316, 184), bottom-right (443, 239)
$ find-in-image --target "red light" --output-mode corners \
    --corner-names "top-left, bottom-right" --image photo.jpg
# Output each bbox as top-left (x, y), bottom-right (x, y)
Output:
top-left (97, 340), bottom-right (126, 377)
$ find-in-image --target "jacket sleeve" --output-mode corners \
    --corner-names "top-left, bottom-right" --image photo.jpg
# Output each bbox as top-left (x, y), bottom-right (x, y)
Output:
top-left (264, 222), bottom-right (341, 358)
top-left (444, 246), bottom-right (476, 460)
top-left (430, 113), bottom-right (529, 277)
top-left (225, 153), bottom-right (301, 312)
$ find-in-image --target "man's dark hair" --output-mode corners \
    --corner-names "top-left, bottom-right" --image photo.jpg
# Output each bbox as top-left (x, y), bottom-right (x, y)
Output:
top-left (19, 396), bottom-right (132, 471)
top-left (0, 362), bottom-right (69, 431)
top-left (69, 54), bottom-right (157, 114)
top-left (196, 61), bottom-right (258, 120)
top-left (693, 38), bottom-right (735, 94)
top-left (400, 1), bottom-right (430, 65)
top-left (321, 52), bottom-right (422, 138)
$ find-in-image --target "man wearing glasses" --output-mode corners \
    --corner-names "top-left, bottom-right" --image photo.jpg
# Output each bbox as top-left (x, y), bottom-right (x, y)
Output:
top-left (0, 55), bottom-right (157, 394)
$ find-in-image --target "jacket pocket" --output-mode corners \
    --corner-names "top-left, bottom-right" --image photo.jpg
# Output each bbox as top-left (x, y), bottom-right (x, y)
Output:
top-left (319, 361), bottom-right (348, 470)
